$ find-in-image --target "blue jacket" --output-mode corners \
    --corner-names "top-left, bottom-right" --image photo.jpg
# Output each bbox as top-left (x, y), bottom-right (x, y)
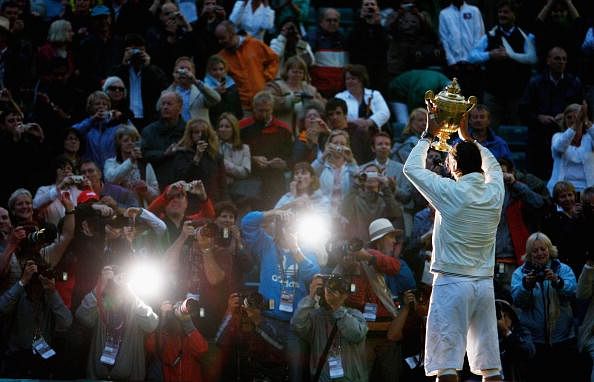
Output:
top-left (73, 117), bottom-right (119, 169)
top-left (511, 260), bottom-right (576, 344)
top-left (241, 211), bottom-right (320, 322)
top-left (386, 258), bottom-right (416, 297)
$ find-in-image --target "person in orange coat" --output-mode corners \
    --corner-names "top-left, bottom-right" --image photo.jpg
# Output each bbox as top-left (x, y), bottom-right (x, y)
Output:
top-left (146, 300), bottom-right (209, 382)
top-left (215, 21), bottom-right (279, 113)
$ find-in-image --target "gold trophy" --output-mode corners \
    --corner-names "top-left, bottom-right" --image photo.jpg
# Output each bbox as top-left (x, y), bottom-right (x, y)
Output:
top-left (424, 78), bottom-right (477, 152)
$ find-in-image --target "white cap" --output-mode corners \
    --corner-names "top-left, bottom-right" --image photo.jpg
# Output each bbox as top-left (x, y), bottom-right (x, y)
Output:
top-left (368, 218), bottom-right (395, 242)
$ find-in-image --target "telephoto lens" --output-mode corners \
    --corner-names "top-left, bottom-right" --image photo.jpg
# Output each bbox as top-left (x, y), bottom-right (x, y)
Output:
top-left (178, 298), bottom-right (200, 315)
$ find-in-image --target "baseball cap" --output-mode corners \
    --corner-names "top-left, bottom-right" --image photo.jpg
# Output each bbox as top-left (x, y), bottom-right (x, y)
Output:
top-left (77, 190), bottom-right (100, 205)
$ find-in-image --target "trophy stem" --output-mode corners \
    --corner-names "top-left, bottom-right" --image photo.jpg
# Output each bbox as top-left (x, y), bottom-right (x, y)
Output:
top-left (432, 133), bottom-right (452, 152)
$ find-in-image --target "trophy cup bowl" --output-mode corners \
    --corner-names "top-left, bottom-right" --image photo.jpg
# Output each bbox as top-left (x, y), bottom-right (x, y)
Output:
top-left (424, 78), bottom-right (477, 152)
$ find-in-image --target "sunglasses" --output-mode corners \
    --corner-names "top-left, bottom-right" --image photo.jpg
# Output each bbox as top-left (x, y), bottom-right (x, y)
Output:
top-left (107, 86), bottom-right (125, 92)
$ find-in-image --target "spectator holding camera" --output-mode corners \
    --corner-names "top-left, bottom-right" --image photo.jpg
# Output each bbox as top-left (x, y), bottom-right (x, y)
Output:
top-left (543, 180), bottom-right (589, 276)
top-left (511, 232), bottom-right (578, 382)
top-left (291, 273), bottom-right (368, 381)
top-left (80, 160), bottom-right (140, 209)
top-left (72, 91), bottom-right (126, 169)
top-left (0, 258), bottom-right (73, 378)
top-left (145, 299), bottom-right (209, 382)
top-left (266, 56), bottom-right (323, 133)
top-left (104, 125), bottom-right (160, 207)
top-left (102, 76), bottom-right (134, 124)
top-left (275, 162), bottom-right (330, 214)
top-left (341, 163), bottom-right (403, 242)
top-left (217, 291), bottom-right (287, 381)
top-left (110, 33), bottom-right (169, 128)
top-left (75, 265), bottom-right (159, 380)
top-left (312, 130), bottom-right (359, 209)
top-left (270, 18), bottom-right (315, 68)
top-left (204, 55), bottom-right (244, 124)
top-left (292, 102), bottom-right (330, 164)
top-left (146, 2), bottom-right (194, 77)
top-left (33, 155), bottom-right (83, 226)
top-left (164, 56), bottom-right (221, 124)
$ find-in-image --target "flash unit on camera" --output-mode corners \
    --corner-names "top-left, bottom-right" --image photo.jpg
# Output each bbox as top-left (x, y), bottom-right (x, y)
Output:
top-left (350, 283), bottom-right (356, 293)
top-left (199, 308), bottom-right (205, 318)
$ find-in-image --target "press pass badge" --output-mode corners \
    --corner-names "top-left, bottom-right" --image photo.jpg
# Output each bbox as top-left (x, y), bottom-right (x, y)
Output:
top-left (100, 339), bottom-right (120, 366)
top-left (279, 290), bottom-right (295, 313)
top-left (363, 303), bottom-right (378, 321)
top-left (268, 298), bottom-right (275, 310)
top-left (32, 337), bottom-right (56, 359)
top-left (328, 355), bottom-right (345, 379)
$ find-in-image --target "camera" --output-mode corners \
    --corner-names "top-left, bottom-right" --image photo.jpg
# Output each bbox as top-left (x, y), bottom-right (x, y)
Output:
top-left (103, 110), bottom-right (113, 123)
top-left (21, 257), bottom-right (61, 282)
top-left (130, 48), bottom-right (142, 57)
top-left (23, 224), bottom-right (57, 247)
top-left (522, 261), bottom-right (549, 283)
top-left (196, 221), bottom-right (232, 247)
top-left (317, 274), bottom-right (353, 296)
top-left (175, 297), bottom-right (200, 316)
top-left (299, 92), bottom-right (314, 101)
top-left (240, 290), bottom-right (265, 309)
top-left (356, 171), bottom-right (380, 183)
top-left (325, 238), bottom-right (364, 262)
top-left (176, 68), bottom-right (189, 77)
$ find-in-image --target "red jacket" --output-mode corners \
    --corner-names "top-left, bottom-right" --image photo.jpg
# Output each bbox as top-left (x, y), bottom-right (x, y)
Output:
top-left (146, 324), bottom-right (208, 382)
top-left (148, 185), bottom-right (215, 221)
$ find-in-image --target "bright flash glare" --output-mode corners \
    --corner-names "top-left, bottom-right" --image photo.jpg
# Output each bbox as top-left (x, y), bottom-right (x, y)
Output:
top-left (127, 260), bottom-right (164, 299)
top-left (296, 212), bottom-right (331, 248)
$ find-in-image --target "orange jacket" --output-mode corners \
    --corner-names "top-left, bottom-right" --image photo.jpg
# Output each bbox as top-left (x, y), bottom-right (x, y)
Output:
top-left (218, 37), bottom-right (279, 110)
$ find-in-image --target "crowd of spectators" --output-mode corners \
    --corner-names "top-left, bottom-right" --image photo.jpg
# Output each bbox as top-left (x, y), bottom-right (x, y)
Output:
top-left (0, 0), bottom-right (593, 381)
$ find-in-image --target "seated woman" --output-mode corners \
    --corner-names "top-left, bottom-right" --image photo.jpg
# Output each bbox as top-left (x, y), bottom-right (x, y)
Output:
top-left (102, 76), bottom-right (134, 123)
top-left (511, 232), bottom-right (578, 382)
top-left (204, 55), bottom-right (243, 124)
top-left (312, 130), bottom-right (358, 209)
top-left (266, 56), bottom-right (323, 134)
top-left (547, 102), bottom-right (594, 195)
top-left (275, 161), bottom-right (330, 213)
top-left (164, 56), bottom-right (221, 124)
top-left (392, 107), bottom-right (427, 164)
top-left (103, 125), bottom-right (160, 206)
top-left (292, 101), bottom-right (330, 164)
top-left (163, 118), bottom-right (227, 201)
top-left (215, 112), bottom-right (253, 200)
top-left (334, 64), bottom-right (391, 132)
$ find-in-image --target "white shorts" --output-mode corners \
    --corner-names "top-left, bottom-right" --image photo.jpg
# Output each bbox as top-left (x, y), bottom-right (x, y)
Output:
top-left (424, 275), bottom-right (501, 376)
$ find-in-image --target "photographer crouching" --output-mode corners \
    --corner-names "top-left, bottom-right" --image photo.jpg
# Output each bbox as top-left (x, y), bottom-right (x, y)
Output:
top-left (292, 273), bottom-right (368, 381)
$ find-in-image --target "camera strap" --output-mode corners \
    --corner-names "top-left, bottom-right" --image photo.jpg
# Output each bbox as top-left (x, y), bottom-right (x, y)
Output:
top-left (313, 322), bottom-right (338, 382)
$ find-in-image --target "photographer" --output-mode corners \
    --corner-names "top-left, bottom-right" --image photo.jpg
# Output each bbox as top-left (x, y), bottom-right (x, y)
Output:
top-left (341, 163), bottom-right (404, 241)
top-left (145, 299), bottom-right (209, 382)
top-left (163, 56), bottom-right (221, 123)
top-left (72, 91), bottom-right (126, 169)
top-left (0, 259), bottom-right (72, 378)
top-left (75, 265), bottom-right (159, 380)
top-left (217, 291), bottom-right (287, 381)
top-left (148, 180), bottom-right (215, 245)
top-left (511, 232), bottom-right (578, 381)
top-left (291, 274), bottom-right (368, 381)
top-left (0, 104), bottom-right (50, 205)
top-left (33, 155), bottom-right (83, 226)
top-left (329, 231), bottom-right (400, 380)
top-left (110, 33), bottom-right (169, 128)
top-left (241, 208), bottom-right (320, 381)
top-left (270, 18), bottom-right (315, 68)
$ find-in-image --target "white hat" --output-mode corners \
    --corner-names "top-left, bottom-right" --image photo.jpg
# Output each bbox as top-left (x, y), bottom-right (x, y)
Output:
top-left (368, 218), bottom-right (395, 242)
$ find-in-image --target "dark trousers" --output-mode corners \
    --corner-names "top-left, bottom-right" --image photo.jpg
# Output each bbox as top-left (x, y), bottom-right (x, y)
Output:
top-left (527, 338), bottom-right (579, 382)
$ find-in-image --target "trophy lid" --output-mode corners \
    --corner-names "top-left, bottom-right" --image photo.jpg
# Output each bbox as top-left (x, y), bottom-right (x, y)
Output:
top-left (433, 78), bottom-right (473, 112)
